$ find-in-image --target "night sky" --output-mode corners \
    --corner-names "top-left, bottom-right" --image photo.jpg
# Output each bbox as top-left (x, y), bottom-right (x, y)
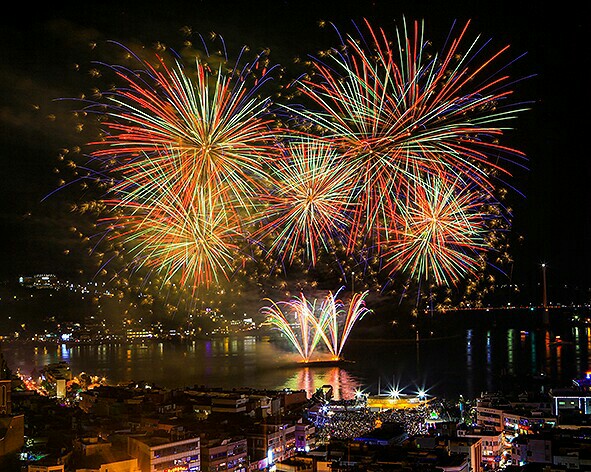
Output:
top-left (0, 0), bottom-right (588, 302)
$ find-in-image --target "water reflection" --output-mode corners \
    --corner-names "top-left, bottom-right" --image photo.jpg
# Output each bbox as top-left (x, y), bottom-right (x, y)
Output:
top-left (282, 367), bottom-right (361, 400)
top-left (544, 330), bottom-right (551, 375)
top-left (507, 329), bottom-right (515, 375)
top-left (466, 329), bottom-right (474, 398)
top-left (575, 327), bottom-right (581, 373)
top-left (485, 331), bottom-right (493, 393)
top-left (60, 343), bottom-right (70, 361)
top-left (530, 332), bottom-right (537, 376)
top-left (555, 342), bottom-right (563, 377)
top-left (2, 324), bottom-right (591, 400)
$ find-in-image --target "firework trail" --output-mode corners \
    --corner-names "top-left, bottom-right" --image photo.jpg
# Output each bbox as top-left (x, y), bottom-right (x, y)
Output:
top-left (383, 174), bottom-right (491, 286)
top-left (261, 293), bottom-right (326, 361)
top-left (283, 17), bottom-right (529, 258)
top-left (262, 289), bottom-right (371, 362)
top-left (74, 39), bottom-right (284, 287)
top-left (253, 136), bottom-right (356, 266)
top-left (100, 149), bottom-right (244, 289)
top-left (316, 288), bottom-right (371, 358)
top-left (60, 18), bottom-right (530, 294)
top-left (86, 41), bottom-right (281, 223)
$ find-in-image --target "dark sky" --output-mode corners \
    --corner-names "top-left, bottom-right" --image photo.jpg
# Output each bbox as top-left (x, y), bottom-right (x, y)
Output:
top-left (0, 0), bottom-right (588, 299)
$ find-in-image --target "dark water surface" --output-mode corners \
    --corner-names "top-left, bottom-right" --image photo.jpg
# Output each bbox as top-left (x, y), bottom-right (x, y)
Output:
top-left (2, 313), bottom-right (589, 400)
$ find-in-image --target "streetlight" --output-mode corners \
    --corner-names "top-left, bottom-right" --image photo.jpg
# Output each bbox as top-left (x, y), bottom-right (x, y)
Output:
top-left (541, 263), bottom-right (549, 326)
top-left (541, 263), bottom-right (547, 309)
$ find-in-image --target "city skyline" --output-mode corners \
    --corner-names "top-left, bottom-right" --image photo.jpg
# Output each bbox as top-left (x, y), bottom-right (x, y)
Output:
top-left (0, 0), bottom-right (588, 303)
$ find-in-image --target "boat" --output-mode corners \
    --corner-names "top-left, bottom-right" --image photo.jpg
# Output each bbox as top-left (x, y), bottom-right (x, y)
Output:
top-left (284, 357), bottom-right (355, 368)
top-left (550, 335), bottom-right (572, 346)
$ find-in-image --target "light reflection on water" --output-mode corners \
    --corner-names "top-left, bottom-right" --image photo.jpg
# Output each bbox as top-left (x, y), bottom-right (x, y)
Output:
top-left (282, 367), bottom-right (359, 400)
top-left (2, 323), bottom-right (591, 399)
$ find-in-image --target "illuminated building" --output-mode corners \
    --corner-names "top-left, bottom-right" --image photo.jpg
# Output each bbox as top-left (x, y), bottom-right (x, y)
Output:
top-left (27, 464), bottom-right (65, 472)
top-left (474, 394), bottom-right (510, 431)
top-left (475, 392), bottom-right (554, 434)
top-left (447, 437), bottom-right (484, 472)
top-left (127, 435), bottom-right (200, 472)
top-left (126, 329), bottom-right (155, 340)
top-left (200, 436), bottom-right (247, 472)
top-left (0, 379), bottom-right (25, 466)
top-left (18, 274), bottom-right (59, 290)
top-left (211, 395), bottom-right (248, 414)
top-left (366, 393), bottom-right (432, 412)
top-left (457, 428), bottom-right (504, 469)
top-left (247, 422), bottom-right (297, 470)
top-left (72, 440), bottom-right (140, 472)
top-left (294, 422), bottom-right (316, 452)
top-left (509, 434), bottom-right (552, 466)
top-left (549, 387), bottom-right (591, 422)
top-left (41, 362), bottom-right (72, 399)
top-left (502, 410), bottom-right (555, 435)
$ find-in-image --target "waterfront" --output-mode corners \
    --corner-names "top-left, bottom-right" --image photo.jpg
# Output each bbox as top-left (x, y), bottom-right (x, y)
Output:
top-left (3, 311), bottom-right (590, 401)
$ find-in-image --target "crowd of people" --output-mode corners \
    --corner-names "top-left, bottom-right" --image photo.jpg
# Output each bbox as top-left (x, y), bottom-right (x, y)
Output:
top-left (313, 402), bottom-right (439, 442)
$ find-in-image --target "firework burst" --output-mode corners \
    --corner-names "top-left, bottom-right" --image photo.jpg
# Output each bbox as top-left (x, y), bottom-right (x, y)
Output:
top-left (383, 174), bottom-right (492, 286)
top-left (57, 18), bottom-right (530, 299)
top-left (100, 149), bottom-right (244, 290)
top-left (72, 39), bottom-right (284, 288)
top-left (253, 137), bottom-right (356, 266)
top-left (86, 40), bottom-right (281, 222)
top-left (283, 17), bottom-right (529, 256)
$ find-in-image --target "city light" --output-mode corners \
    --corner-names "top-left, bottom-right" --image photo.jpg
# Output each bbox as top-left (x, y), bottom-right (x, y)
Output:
top-left (389, 388), bottom-right (401, 399)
